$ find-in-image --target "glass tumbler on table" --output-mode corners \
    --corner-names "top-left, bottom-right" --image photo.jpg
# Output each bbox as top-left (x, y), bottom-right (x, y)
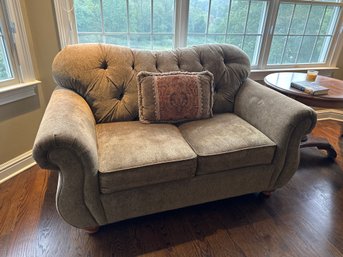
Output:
top-left (306, 70), bottom-right (318, 82)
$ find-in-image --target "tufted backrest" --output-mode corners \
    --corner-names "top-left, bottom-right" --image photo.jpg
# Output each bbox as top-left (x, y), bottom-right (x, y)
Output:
top-left (52, 44), bottom-right (250, 123)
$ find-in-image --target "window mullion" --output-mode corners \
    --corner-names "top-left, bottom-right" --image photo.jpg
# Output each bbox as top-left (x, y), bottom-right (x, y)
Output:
top-left (126, 0), bottom-right (130, 47)
top-left (318, 7), bottom-right (340, 63)
top-left (205, 0), bottom-right (212, 43)
top-left (54, 0), bottom-right (78, 47)
top-left (151, 0), bottom-right (153, 49)
top-left (69, 0), bottom-right (78, 44)
top-left (317, 5), bottom-right (327, 33)
top-left (309, 7), bottom-right (327, 62)
top-left (294, 5), bottom-right (313, 63)
top-left (241, 0), bottom-right (252, 51)
top-left (308, 6), bottom-right (327, 63)
top-left (224, 0), bottom-right (232, 43)
top-left (280, 4), bottom-right (296, 64)
top-left (326, 5), bottom-right (343, 65)
top-left (258, 0), bottom-right (280, 69)
top-left (100, 0), bottom-right (105, 43)
top-left (174, 0), bottom-right (189, 48)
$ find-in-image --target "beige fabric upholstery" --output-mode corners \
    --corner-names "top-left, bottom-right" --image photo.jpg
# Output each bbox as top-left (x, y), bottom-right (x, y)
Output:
top-left (101, 164), bottom-right (274, 225)
top-left (96, 121), bottom-right (197, 193)
top-left (32, 88), bottom-right (106, 228)
top-left (179, 113), bottom-right (276, 175)
top-left (52, 44), bottom-right (250, 123)
top-left (234, 79), bottom-right (317, 188)
top-left (32, 44), bottom-right (317, 230)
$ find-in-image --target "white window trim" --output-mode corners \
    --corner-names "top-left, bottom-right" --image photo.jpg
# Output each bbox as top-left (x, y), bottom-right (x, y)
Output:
top-left (54, 0), bottom-right (78, 48)
top-left (327, 8), bottom-right (343, 65)
top-left (0, 80), bottom-right (38, 105)
top-left (54, 0), bottom-right (343, 76)
top-left (5, 0), bottom-right (35, 82)
top-left (0, 0), bottom-right (40, 106)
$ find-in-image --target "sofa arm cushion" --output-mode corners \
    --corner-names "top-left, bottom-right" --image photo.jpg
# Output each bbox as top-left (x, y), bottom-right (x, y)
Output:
top-left (33, 87), bottom-right (98, 172)
top-left (234, 79), bottom-right (317, 187)
top-left (137, 71), bottom-right (214, 123)
top-left (32, 87), bottom-right (107, 228)
top-left (235, 79), bottom-right (317, 140)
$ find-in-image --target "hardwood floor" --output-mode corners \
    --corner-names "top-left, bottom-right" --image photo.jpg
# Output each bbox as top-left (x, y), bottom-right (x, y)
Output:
top-left (1, 120), bottom-right (343, 257)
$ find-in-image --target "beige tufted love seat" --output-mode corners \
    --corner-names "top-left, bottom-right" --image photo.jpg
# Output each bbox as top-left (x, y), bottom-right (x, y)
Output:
top-left (33, 43), bottom-right (317, 232)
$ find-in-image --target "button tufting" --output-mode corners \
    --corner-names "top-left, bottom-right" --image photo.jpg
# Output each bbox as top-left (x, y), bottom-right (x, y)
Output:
top-left (100, 60), bottom-right (108, 70)
top-left (118, 91), bottom-right (124, 100)
top-left (117, 88), bottom-right (125, 100)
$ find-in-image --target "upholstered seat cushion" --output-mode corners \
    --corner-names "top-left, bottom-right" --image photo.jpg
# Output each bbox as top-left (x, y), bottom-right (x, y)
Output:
top-left (178, 113), bottom-right (276, 175)
top-left (97, 121), bottom-right (197, 194)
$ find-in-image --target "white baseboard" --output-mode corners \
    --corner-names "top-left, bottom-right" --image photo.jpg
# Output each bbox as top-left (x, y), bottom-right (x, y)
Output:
top-left (0, 150), bottom-right (36, 184)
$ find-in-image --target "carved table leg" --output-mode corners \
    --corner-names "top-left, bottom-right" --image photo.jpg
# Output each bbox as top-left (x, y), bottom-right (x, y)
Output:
top-left (300, 134), bottom-right (337, 159)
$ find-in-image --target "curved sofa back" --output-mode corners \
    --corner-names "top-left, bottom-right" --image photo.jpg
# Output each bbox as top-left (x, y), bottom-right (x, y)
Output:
top-left (52, 44), bottom-right (250, 123)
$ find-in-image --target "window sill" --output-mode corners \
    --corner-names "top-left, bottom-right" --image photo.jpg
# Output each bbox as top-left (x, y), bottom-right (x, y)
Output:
top-left (250, 67), bottom-right (339, 81)
top-left (0, 80), bottom-right (41, 105)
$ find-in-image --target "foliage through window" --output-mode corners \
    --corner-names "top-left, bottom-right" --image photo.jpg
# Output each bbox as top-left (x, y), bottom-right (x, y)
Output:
top-left (75, 0), bottom-right (174, 50)
top-left (187, 0), bottom-right (267, 65)
top-left (0, 8), bottom-right (14, 83)
top-left (69, 0), bottom-right (342, 68)
top-left (269, 2), bottom-right (340, 65)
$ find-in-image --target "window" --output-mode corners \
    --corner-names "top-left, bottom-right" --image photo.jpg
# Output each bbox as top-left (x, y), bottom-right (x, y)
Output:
top-left (0, 0), bottom-right (39, 105)
top-left (187, 0), bottom-right (268, 65)
top-left (55, 0), bottom-right (343, 70)
top-left (268, 1), bottom-right (340, 65)
top-left (0, 4), bottom-right (17, 86)
top-left (74, 0), bottom-right (175, 50)
top-left (0, 25), bottom-right (13, 82)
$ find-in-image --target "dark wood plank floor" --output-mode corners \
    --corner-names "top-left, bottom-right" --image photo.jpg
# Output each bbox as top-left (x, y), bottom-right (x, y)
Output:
top-left (1, 120), bottom-right (343, 257)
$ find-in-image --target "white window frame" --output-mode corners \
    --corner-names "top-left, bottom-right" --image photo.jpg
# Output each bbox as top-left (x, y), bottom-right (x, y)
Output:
top-left (0, 0), bottom-right (40, 105)
top-left (262, 0), bottom-right (343, 69)
top-left (252, 0), bottom-right (343, 79)
top-left (54, 0), bottom-right (343, 80)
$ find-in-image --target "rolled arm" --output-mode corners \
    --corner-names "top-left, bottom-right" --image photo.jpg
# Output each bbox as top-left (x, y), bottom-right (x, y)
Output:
top-left (234, 79), bottom-right (317, 188)
top-left (33, 87), bottom-right (106, 228)
top-left (33, 87), bottom-right (98, 171)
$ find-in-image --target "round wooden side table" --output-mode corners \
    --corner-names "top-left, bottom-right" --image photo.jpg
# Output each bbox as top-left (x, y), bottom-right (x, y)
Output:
top-left (264, 72), bottom-right (343, 159)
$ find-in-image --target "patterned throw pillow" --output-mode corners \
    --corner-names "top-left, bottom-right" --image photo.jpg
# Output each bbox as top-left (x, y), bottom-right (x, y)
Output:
top-left (137, 71), bottom-right (214, 123)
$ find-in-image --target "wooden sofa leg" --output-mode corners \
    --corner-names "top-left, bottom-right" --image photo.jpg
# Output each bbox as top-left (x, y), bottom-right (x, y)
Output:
top-left (261, 190), bottom-right (274, 197)
top-left (83, 226), bottom-right (100, 234)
